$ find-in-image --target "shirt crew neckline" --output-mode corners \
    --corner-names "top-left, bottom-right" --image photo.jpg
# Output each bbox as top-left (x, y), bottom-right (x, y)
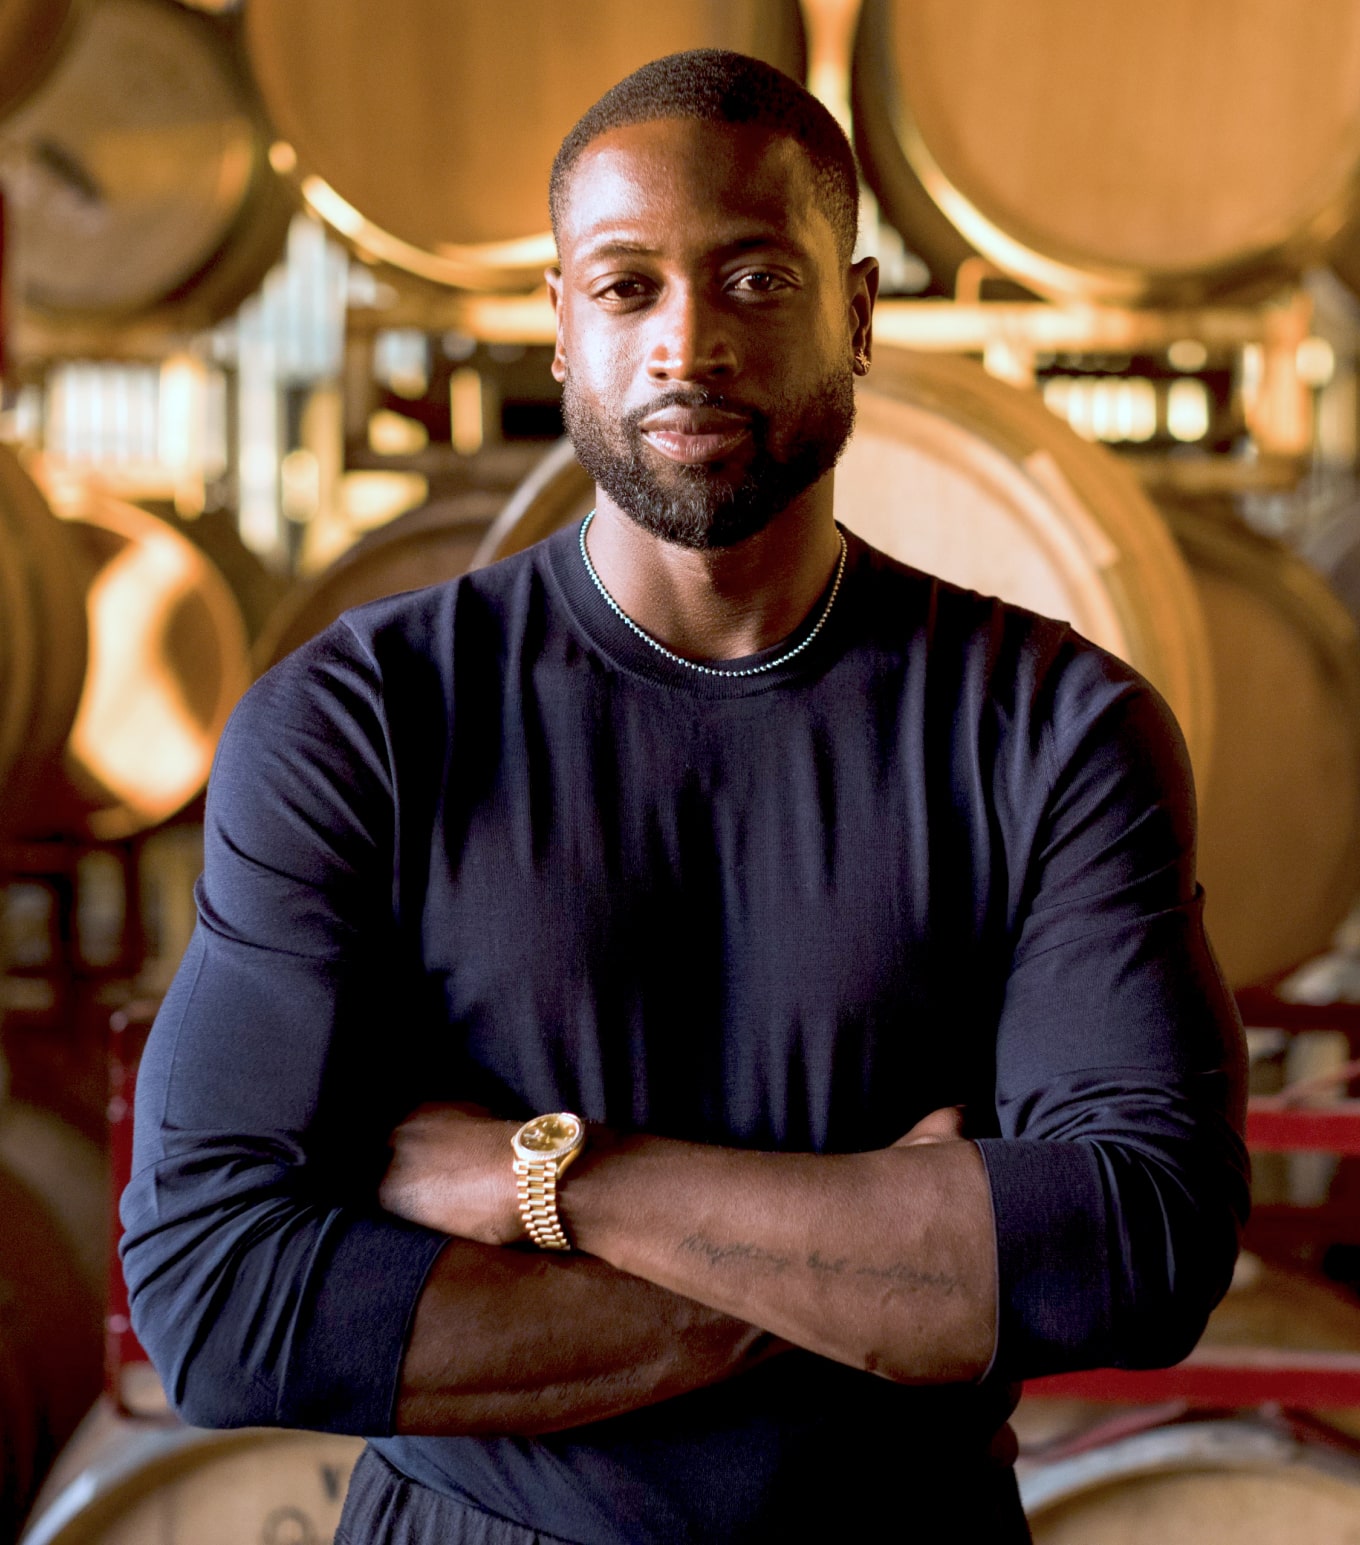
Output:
top-left (542, 515), bottom-right (865, 698)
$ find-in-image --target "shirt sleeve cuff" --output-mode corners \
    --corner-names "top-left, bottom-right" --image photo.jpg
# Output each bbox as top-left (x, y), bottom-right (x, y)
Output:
top-left (974, 1138), bottom-right (1113, 1382)
top-left (280, 1211), bottom-right (449, 1433)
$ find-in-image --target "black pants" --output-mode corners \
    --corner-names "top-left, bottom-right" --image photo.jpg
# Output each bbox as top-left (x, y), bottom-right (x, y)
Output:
top-left (336, 1447), bottom-right (577, 1544)
top-left (336, 1442), bottom-right (1034, 1543)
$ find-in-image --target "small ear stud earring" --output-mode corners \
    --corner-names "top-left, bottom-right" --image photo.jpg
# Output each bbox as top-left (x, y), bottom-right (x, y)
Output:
top-left (853, 349), bottom-right (871, 376)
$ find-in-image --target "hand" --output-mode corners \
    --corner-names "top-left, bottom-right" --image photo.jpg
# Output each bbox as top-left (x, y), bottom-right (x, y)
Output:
top-left (379, 1103), bottom-right (524, 1246)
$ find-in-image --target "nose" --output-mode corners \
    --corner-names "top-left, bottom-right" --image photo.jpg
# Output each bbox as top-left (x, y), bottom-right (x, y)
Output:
top-left (646, 284), bottom-right (736, 385)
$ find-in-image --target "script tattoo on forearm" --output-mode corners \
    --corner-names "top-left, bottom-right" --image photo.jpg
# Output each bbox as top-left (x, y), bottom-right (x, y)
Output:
top-left (678, 1235), bottom-right (959, 1296)
top-left (678, 1233), bottom-right (794, 1274)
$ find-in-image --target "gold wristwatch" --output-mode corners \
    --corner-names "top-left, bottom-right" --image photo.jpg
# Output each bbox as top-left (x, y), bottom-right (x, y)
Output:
top-left (511, 1112), bottom-right (586, 1250)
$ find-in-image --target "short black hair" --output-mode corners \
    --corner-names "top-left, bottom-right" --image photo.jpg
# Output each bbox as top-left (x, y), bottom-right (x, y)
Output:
top-left (549, 49), bottom-right (860, 264)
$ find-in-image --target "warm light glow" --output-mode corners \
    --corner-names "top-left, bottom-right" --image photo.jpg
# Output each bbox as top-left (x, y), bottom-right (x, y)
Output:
top-left (1167, 339), bottom-right (1209, 372)
top-left (1166, 379), bottom-right (1211, 442)
top-left (1043, 376), bottom-right (1158, 444)
top-left (1089, 381), bottom-right (1117, 442)
top-left (1119, 379), bottom-right (1158, 443)
top-left (449, 368), bottom-right (484, 455)
top-left (280, 448), bottom-right (321, 524)
top-left (1044, 377), bottom-right (1096, 440)
top-left (68, 529), bottom-right (213, 831)
top-left (1110, 382), bottom-right (1136, 442)
top-left (367, 410), bottom-right (429, 456)
top-left (268, 139), bottom-right (298, 175)
top-left (157, 355), bottom-right (205, 472)
top-left (1063, 378), bottom-right (1095, 440)
top-left (1296, 337), bottom-right (1336, 389)
top-left (1041, 377), bottom-right (1071, 420)
top-left (341, 471), bottom-right (428, 529)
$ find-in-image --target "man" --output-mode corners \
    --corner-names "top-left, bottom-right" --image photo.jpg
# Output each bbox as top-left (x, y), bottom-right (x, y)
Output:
top-left (122, 50), bottom-right (1249, 1544)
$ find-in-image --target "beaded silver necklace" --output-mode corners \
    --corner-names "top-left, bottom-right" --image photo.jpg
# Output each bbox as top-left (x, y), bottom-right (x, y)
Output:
top-left (578, 509), bottom-right (848, 679)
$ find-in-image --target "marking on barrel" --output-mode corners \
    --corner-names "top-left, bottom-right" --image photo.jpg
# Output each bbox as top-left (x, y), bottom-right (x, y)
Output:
top-left (263, 1504), bottom-right (315, 1545)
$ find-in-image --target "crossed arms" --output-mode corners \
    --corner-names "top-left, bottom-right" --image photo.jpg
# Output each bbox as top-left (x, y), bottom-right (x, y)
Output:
top-left (380, 1101), bottom-right (992, 1433)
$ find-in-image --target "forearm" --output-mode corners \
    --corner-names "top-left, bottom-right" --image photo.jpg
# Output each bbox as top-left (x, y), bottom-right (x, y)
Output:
top-left (558, 1134), bottom-right (997, 1383)
top-left (397, 1236), bottom-right (783, 1434)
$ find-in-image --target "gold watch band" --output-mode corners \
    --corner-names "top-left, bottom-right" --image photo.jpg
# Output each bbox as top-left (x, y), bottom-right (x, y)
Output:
top-left (513, 1157), bottom-right (572, 1250)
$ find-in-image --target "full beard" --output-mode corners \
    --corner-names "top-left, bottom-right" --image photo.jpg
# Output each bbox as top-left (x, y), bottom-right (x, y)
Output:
top-left (562, 368), bottom-right (856, 551)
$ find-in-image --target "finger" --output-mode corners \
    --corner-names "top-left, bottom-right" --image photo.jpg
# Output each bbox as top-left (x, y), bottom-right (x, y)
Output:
top-left (388, 1102), bottom-right (495, 1144)
top-left (891, 1104), bottom-right (966, 1147)
top-left (406, 1100), bottom-right (495, 1121)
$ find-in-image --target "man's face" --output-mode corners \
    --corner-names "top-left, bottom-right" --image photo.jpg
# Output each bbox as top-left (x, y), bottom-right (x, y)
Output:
top-left (549, 118), bottom-right (870, 550)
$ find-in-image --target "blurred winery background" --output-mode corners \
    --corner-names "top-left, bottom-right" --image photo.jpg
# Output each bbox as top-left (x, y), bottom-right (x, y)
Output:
top-left (8, 0), bottom-right (1360, 1538)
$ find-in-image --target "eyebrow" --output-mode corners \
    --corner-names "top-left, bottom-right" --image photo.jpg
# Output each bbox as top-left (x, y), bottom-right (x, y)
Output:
top-left (577, 233), bottom-right (811, 263)
top-left (580, 240), bottom-right (660, 259)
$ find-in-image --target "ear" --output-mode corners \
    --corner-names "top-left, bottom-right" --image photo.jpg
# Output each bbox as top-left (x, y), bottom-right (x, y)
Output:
top-left (546, 266), bottom-right (567, 383)
top-left (848, 255), bottom-right (879, 370)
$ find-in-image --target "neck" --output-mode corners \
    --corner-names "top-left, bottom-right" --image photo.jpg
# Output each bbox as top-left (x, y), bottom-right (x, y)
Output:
top-left (584, 484), bottom-right (843, 662)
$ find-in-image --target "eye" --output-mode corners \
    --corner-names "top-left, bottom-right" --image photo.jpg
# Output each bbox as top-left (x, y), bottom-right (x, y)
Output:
top-left (593, 277), bottom-right (653, 303)
top-left (730, 271), bottom-right (788, 295)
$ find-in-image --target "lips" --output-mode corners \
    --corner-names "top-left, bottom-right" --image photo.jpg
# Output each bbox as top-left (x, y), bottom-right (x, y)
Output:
top-left (637, 405), bottom-right (752, 465)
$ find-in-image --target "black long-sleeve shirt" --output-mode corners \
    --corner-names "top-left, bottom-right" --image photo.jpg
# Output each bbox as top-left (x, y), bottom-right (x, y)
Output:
top-left (121, 523), bottom-right (1248, 1542)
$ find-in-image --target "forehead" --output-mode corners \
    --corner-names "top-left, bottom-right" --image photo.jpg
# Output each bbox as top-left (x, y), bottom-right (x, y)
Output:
top-left (557, 117), bottom-right (832, 261)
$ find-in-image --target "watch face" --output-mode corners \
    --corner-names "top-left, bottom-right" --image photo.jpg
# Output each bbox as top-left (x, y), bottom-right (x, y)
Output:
top-left (516, 1113), bottom-right (583, 1158)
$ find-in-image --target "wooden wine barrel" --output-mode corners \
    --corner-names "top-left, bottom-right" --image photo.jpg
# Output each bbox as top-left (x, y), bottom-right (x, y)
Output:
top-left (852, 0), bottom-right (1360, 304)
top-left (0, 0), bottom-right (81, 122)
top-left (1020, 1418), bottom-right (1360, 1541)
top-left (21, 487), bottom-right (251, 842)
top-left (20, 1402), bottom-right (363, 1545)
top-left (1200, 1258), bottom-right (1360, 1367)
top-left (1160, 501), bottom-right (1360, 988)
top-left (0, 1163), bottom-right (102, 1545)
top-left (0, 1098), bottom-right (109, 1302)
top-left (254, 492), bottom-right (503, 670)
top-left (0, 0), bottom-right (293, 331)
top-left (242, 0), bottom-right (805, 290)
top-left (478, 350), bottom-right (1213, 773)
top-left (0, 448), bottom-right (87, 835)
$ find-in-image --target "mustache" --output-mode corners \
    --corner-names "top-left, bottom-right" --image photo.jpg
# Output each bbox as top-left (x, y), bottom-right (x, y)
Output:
top-left (622, 390), bottom-right (765, 435)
